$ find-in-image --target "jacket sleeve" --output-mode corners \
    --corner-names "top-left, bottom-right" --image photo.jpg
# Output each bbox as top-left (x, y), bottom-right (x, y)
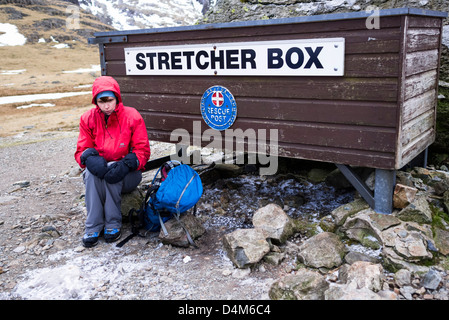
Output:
top-left (74, 112), bottom-right (95, 168)
top-left (130, 114), bottom-right (151, 171)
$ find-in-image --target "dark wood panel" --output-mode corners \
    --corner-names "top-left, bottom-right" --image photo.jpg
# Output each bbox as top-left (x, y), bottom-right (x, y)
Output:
top-left (107, 52), bottom-right (400, 78)
top-left (115, 76), bottom-right (398, 102)
top-left (104, 38), bottom-right (401, 62)
top-left (123, 94), bottom-right (398, 127)
top-left (407, 15), bottom-right (442, 28)
top-left (125, 16), bottom-right (402, 45)
top-left (141, 112), bottom-right (396, 152)
top-left (145, 129), bottom-right (396, 169)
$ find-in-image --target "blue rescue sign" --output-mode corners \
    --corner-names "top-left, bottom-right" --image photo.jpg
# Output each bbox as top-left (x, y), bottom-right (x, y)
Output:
top-left (200, 86), bottom-right (237, 130)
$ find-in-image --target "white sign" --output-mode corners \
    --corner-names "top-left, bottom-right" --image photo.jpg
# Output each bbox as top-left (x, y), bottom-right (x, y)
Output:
top-left (124, 38), bottom-right (345, 76)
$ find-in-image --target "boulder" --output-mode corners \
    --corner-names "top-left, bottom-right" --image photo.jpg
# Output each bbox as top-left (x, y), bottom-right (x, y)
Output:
top-left (269, 268), bottom-right (329, 300)
top-left (331, 198), bottom-right (370, 226)
top-left (434, 227), bottom-right (449, 256)
top-left (395, 195), bottom-right (433, 224)
top-left (159, 214), bottom-right (205, 247)
top-left (222, 228), bottom-right (270, 268)
top-left (341, 261), bottom-right (385, 292)
top-left (252, 203), bottom-right (296, 244)
top-left (393, 183), bottom-right (417, 209)
top-left (297, 232), bottom-right (346, 269)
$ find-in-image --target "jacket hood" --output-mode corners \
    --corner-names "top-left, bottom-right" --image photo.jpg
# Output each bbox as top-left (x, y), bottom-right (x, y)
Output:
top-left (91, 76), bottom-right (123, 105)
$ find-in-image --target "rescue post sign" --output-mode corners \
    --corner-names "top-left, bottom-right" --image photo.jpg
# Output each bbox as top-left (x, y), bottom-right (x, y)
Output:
top-left (124, 38), bottom-right (345, 76)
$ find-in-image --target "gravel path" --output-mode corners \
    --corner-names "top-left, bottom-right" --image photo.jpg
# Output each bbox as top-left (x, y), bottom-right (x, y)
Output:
top-left (0, 132), bottom-right (282, 300)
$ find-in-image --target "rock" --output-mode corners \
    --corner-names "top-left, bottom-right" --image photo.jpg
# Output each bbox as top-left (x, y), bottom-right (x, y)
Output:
top-left (341, 209), bottom-right (384, 250)
top-left (394, 269), bottom-right (411, 287)
top-left (434, 227), bottom-right (449, 256)
top-left (331, 198), bottom-right (370, 226)
top-left (344, 251), bottom-right (380, 265)
top-left (325, 282), bottom-right (384, 300)
top-left (222, 228), bottom-right (270, 268)
top-left (297, 232), bottom-right (346, 269)
top-left (158, 214), bottom-right (205, 248)
top-left (252, 203), bottom-right (296, 244)
top-left (395, 195), bottom-right (433, 224)
top-left (393, 183), bottom-right (418, 209)
top-left (120, 188), bottom-right (144, 218)
top-left (421, 269), bottom-right (442, 290)
top-left (342, 261), bottom-right (384, 292)
top-left (381, 223), bottom-right (433, 262)
top-left (269, 268), bottom-right (329, 300)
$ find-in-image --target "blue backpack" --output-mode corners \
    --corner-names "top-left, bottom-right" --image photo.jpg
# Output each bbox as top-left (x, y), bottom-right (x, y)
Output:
top-left (117, 160), bottom-right (203, 247)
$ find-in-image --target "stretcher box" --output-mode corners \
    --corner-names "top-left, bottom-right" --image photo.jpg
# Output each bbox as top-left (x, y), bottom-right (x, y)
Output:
top-left (89, 7), bottom-right (447, 213)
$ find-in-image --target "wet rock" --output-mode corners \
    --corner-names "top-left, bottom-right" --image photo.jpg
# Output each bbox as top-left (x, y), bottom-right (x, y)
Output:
top-left (269, 268), bottom-right (329, 300)
top-left (297, 232), bottom-right (346, 269)
top-left (331, 198), bottom-right (370, 227)
top-left (222, 228), bottom-right (270, 268)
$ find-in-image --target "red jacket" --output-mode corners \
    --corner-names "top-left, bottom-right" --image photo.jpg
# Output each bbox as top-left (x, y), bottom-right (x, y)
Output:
top-left (75, 76), bottom-right (151, 171)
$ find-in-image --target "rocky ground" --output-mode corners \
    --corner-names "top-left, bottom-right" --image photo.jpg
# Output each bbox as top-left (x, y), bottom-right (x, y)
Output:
top-left (0, 130), bottom-right (448, 301)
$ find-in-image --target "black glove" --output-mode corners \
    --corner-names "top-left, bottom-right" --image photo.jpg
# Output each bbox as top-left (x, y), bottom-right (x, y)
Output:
top-left (122, 153), bottom-right (139, 171)
top-left (85, 155), bottom-right (109, 179)
top-left (80, 148), bottom-right (99, 165)
top-left (104, 160), bottom-right (130, 184)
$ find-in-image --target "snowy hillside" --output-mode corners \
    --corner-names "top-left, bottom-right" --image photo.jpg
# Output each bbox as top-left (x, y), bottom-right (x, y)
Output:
top-left (79, 0), bottom-right (205, 30)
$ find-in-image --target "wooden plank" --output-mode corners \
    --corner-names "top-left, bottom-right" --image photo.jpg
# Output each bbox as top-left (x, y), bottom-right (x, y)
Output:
top-left (105, 39), bottom-right (401, 62)
top-left (123, 93), bottom-right (398, 127)
top-left (402, 89), bottom-right (436, 124)
top-left (401, 109), bottom-right (435, 147)
top-left (404, 69), bottom-right (437, 100)
top-left (144, 129), bottom-right (396, 169)
top-left (125, 16), bottom-right (402, 44)
top-left (140, 112), bottom-right (396, 152)
top-left (406, 28), bottom-right (441, 53)
top-left (399, 129), bottom-right (435, 169)
top-left (405, 49), bottom-right (439, 76)
top-left (115, 76), bottom-right (398, 102)
top-left (109, 52), bottom-right (400, 78)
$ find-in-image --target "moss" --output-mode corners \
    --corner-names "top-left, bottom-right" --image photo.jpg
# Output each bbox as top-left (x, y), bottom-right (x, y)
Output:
top-left (430, 202), bottom-right (449, 233)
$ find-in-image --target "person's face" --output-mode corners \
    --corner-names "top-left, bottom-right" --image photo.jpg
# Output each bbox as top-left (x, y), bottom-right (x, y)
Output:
top-left (97, 97), bottom-right (117, 115)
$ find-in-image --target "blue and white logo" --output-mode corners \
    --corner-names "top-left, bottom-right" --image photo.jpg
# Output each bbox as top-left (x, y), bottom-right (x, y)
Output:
top-left (200, 86), bottom-right (237, 131)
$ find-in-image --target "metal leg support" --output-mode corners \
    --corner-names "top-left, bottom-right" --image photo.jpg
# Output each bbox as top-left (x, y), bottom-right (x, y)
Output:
top-left (335, 164), bottom-right (396, 214)
top-left (374, 169), bottom-right (396, 215)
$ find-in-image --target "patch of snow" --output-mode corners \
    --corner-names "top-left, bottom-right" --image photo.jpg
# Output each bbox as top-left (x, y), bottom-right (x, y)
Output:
top-left (52, 43), bottom-right (70, 49)
top-left (13, 248), bottom-right (150, 300)
top-left (63, 65), bottom-right (100, 74)
top-left (0, 69), bottom-right (26, 75)
top-left (38, 38), bottom-right (46, 43)
top-left (0, 23), bottom-right (26, 46)
top-left (16, 103), bottom-right (56, 109)
top-left (0, 91), bottom-right (91, 105)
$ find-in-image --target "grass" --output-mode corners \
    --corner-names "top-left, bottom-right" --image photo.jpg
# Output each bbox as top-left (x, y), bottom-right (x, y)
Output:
top-left (0, 2), bottom-right (110, 138)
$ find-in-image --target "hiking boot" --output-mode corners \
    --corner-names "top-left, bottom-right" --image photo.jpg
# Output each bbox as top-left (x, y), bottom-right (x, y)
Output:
top-left (82, 232), bottom-right (99, 248)
top-left (104, 228), bottom-right (121, 243)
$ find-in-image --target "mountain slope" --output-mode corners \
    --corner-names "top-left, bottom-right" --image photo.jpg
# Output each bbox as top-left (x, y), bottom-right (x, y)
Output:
top-left (79, 0), bottom-right (204, 30)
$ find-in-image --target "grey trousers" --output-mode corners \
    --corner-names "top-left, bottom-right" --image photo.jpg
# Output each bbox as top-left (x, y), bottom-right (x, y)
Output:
top-left (82, 165), bottom-right (142, 234)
